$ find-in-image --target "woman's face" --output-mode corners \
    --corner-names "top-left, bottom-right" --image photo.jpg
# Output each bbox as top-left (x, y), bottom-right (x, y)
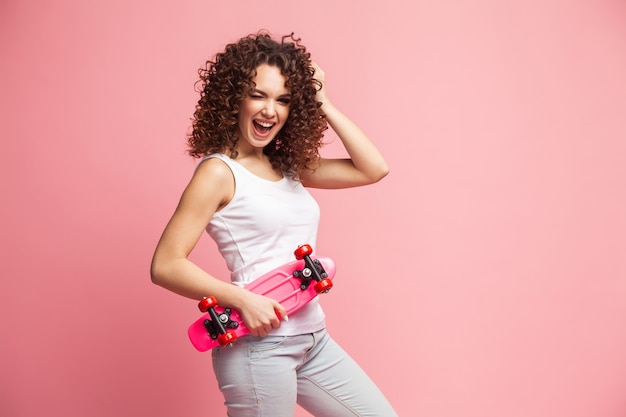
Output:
top-left (236, 63), bottom-right (291, 151)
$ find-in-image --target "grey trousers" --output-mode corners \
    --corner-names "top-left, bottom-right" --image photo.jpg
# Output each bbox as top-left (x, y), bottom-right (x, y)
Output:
top-left (211, 328), bottom-right (398, 417)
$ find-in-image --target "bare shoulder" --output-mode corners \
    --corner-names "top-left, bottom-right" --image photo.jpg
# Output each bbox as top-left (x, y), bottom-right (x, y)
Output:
top-left (183, 157), bottom-right (235, 210)
top-left (193, 157), bottom-right (234, 183)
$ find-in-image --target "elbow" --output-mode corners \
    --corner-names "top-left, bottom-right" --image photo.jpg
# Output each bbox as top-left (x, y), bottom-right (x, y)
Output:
top-left (370, 164), bottom-right (390, 184)
top-left (150, 258), bottom-right (167, 287)
top-left (150, 265), bottom-right (160, 286)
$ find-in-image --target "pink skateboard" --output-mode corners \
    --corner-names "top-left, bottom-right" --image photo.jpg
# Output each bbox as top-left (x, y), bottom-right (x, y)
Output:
top-left (188, 244), bottom-right (335, 352)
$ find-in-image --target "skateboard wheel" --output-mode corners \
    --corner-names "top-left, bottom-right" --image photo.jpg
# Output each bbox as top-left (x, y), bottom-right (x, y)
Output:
top-left (198, 296), bottom-right (218, 312)
top-left (294, 244), bottom-right (313, 260)
top-left (314, 278), bottom-right (333, 294)
top-left (218, 330), bottom-right (237, 347)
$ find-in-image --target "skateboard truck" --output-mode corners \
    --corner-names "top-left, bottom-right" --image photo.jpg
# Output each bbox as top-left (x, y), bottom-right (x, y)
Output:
top-left (198, 296), bottom-right (238, 347)
top-left (292, 244), bottom-right (333, 293)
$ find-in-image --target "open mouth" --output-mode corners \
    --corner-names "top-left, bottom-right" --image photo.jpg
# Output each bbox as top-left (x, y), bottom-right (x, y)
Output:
top-left (253, 120), bottom-right (275, 135)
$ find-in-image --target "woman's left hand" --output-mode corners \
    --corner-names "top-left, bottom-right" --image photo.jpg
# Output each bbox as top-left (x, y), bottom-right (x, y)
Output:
top-left (311, 61), bottom-right (329, 106)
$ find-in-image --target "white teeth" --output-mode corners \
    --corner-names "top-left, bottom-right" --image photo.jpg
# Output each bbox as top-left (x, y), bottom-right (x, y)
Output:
top-left (256, 121), bottom-right (273, 128)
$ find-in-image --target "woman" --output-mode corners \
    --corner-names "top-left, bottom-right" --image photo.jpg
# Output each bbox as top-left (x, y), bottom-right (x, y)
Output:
top-left (151, 31), bottom-right (398, 417)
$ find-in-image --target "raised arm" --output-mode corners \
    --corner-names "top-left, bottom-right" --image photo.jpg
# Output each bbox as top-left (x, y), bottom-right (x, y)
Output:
top-left (299, 62), bottom-right (389, 189)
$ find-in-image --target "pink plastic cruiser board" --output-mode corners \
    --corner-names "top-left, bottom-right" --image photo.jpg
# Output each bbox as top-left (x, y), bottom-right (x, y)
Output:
top-left (188, 244), bottom-right (335, 352)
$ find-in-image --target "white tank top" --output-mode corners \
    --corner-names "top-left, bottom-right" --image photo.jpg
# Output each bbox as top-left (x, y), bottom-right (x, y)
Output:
top-left (202, 154), bottom-right (326, 335)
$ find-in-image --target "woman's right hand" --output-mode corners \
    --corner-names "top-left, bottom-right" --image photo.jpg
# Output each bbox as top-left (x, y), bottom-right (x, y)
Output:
top-left (236, 290), bottom-right (288, 337)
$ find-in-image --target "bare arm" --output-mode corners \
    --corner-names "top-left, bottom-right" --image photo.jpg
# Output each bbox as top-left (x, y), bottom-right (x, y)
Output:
top-left (150, 158), bottom-right (287, 336)
top-left (300, 62), bottom-right (389, 189)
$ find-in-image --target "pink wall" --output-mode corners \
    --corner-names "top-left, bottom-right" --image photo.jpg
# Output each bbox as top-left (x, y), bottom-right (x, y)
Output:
top-left (2, 1), bottom-right (625, 416)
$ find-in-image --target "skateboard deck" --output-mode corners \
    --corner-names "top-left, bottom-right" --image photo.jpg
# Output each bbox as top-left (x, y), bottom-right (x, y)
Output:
top-left (188, 244), bottom-right (335, 352)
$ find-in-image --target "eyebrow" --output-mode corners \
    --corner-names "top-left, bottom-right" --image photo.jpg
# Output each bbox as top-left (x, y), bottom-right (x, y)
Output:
top-left (249, 88), bottom-right (291, 98)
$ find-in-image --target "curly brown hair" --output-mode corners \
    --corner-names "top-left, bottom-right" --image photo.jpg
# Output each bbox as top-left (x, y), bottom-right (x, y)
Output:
top-left (187, 31), bottom-right (328, 176)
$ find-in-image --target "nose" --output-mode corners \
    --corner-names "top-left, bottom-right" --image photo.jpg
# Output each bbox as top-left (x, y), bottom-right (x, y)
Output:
top-left (262, 99), bottom-right (276, 117)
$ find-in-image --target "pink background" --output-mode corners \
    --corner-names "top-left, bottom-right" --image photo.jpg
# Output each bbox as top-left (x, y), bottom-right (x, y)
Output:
top-left (2, 1), bottom-right (625, 416)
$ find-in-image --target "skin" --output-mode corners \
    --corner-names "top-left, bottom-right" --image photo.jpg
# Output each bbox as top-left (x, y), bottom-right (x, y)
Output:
top-left (150, 62), bottom-right (388, 337)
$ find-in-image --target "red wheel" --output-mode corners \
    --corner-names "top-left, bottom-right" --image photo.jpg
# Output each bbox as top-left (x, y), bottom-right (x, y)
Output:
top-left (314, 278), bottom-right (333, 294)
top-left (198, 296), bottom-right (218, 312)
top-left (294, 244), bottom-right (313, 260)
top-left (218, 330), bottom-right (237, 347)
